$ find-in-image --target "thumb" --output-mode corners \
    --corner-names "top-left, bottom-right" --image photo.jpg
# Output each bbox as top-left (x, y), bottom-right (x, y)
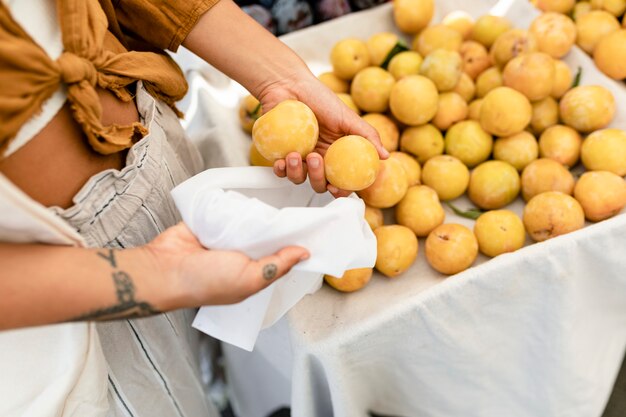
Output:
top-left (243, 246), bottom-right (310, 292)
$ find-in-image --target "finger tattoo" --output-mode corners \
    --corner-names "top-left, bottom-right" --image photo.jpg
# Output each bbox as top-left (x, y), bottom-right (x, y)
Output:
top-left (262, 263), bottom-right (278, 280)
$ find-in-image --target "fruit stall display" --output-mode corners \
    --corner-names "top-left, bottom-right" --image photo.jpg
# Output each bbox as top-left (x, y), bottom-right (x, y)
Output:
top-left (237, 0), bottom-right (626, 293)
top-left (533, 0), bottom-right (626, 81)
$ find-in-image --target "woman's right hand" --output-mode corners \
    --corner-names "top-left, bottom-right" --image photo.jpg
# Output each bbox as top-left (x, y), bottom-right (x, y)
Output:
top-left (144, 222), bottom-right (310, 308)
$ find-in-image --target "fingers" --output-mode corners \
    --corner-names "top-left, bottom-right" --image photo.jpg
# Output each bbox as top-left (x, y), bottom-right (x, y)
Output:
top-left (285, 152), bottom-right (307, 184)
top-left (327, 184), bottom-right (352, 198)
top-left (244, 246), bottom-right (310, 290)
top-left (273, 159), bottom-right (287, 178)
top-left (345, 111), bottom-right (389, 159)
top-left (306, 153), bottom-right (326, 193)
top-left (362, 125), bottom-right (389, 159)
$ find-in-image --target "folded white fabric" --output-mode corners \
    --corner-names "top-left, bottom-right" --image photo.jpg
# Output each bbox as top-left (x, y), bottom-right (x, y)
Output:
top-left (171, 166), bottom-right (376, 350)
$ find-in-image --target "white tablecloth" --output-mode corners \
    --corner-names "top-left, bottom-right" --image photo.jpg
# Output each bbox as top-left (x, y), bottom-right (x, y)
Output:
top-left (173, 2), bottom-right (626, 416)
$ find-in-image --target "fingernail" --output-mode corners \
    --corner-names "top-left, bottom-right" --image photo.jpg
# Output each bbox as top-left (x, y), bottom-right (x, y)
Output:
top-left (381, 148), bottom-right (390, 158)
top-left (308, 158), bottom-right (320, 169)
top-left (277, 160), bottom-right (286, 171)
top-left (289, 158), bottom-right (299, 167)
top-left (328, 185), bottom-right (339, 194)
top-left (299, 252), bottom-right (310, 261)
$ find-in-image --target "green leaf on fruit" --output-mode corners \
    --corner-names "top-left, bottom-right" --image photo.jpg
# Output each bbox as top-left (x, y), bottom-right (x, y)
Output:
top-left (571, 66), bottom-right (583, 88)
top-left (446, 202), bottom-right (484, 220)
top-left (380, 41), bottom-right (410, 70)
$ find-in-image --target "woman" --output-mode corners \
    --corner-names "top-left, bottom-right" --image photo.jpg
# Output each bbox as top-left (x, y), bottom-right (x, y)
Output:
top-left (0, 0), bottom-right (385, 416)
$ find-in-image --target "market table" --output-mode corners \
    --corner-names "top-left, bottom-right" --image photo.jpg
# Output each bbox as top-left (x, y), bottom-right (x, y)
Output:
top-left (173, 1), bottom-right (626, 416)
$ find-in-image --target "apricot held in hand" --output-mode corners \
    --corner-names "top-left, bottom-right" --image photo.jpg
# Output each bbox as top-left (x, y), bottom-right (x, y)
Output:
top-left (252, 100), bottom-right (318, 162)
top-left (324, 135), bottom-right (380, 191)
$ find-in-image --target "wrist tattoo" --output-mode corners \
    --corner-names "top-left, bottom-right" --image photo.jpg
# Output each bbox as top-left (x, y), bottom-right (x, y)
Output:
top-left (96, 248), bottom-right (117, 268)
top-left (69, 251), bottom-right (160, 322)
top-left (262, 263), bottom-right (278, 281)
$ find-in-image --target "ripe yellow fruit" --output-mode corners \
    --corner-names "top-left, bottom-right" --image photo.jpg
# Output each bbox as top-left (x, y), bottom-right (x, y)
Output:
top-left (467, 99), bottom-right (483, 121)
top-left (468, 160), bottom-right (521, 210)
top-left (471, 15), bottom-right (513, 48)
top-left (538, 125), bottom-right (582, 167)
top-left (331, 38), bottom-right (371, 80)
top-left (523, 192), bottom-right (585, 242)
top-left (530, 96), bottom-right (559, 135)
top-left (374, 225), bottom-right (419, 278)
top-left (551, 59), bottom-right (573, 99)
top-left (389, 75), bottom-right (439, 126)
top-left (503, 52), bottom-right (555, 101)
top-left (445, 120), bottom-right (493, 168)
top-left (393, 0), bottom-right (434, 34)
top-left (474, 210), bottom-right (525, 257)
top-left (249, 143), bottom-right (273, 167)
top-left (559, 85), bottom-right (616, 133)
top-left (324, 135), bottom-right (380, 191)
top-left (574, 171), bottom-right (626, 221)
top-left (425, 223), bottom-right (478, 275)
top-left (238, 95), bottom-right (262, 133)
top-left (460, 40), bottom-right (492, 80)
top-left (350, 67), bottom-right (395, 113)
top-left (475, 67), bottom-right (503, 98)
top-left (413, 25), bottom-right (463, 57)
top-left (395, 185), bottom-right (445, 236)
top-left (480, 87), bottom-right (532, 137)
top-left (252, 100), bottom-right (318, 161)
top-left (390, 151), bottom-right (421, 186)
top-left (590, 0), bottom-right (626, 16)
top-left (432, 92), bottom-right (468, 131)
top-left (581, 129), bottom-right (626, 176)
top-left (364, 205), bottom-right (384, 230)
top-left (535, 0), bottom-right (575, 13)
top-left (529, 13), bottom-right (577, 58)
top-left (492, 131), bottom-right (539, 172)
top-left (594, 29), bottom-right (626, 80)
top-left (421, 155), bottom-right (470, 201)
top-left (362, 113), bottom-right (399, 153)
top-left (573, 1), bottom-right (594, 20)
top-left (490, 29), bottom-right (538, 68)
top-left (400, 124), bottom-right (445, 164)
top-left (521, 158), bottom-right (575, 201)
top-left (575, 10), bottom-right (620, 54)
top-left (452, 72), bottom-right (476, 102)
top-left (318, 72), bottom-right (350, 93)
top-left (388, 51), bottom-right (423, 80)
top-left (366, 32), bottom-right (400, 66)
top-left (442, 10), bottom-right (474, 39)
top-left (358, 157), bottom-right (409, 208)
top-left (324, 268), bottom-right (373, 293)
top-left (419, 49), bottom-right (463, 92)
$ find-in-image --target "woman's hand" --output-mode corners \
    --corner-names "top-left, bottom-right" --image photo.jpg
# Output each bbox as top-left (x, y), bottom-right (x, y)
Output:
top-left (182, 0), bottom-right (388, 196)
top-left (257, 72), bottom-right (389, 197)
top-left (144, 222), bottom-right (309, 307)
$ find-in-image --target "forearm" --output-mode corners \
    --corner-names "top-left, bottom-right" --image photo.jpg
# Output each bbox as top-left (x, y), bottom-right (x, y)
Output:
top-left (182, 0), bottom-right (313, 97)
top-left (0, 244), bottom-right (180, 330)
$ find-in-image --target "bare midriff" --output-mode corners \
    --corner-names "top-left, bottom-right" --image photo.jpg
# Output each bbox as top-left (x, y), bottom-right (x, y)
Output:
top-left (0, 87), bottom-right (140, 209)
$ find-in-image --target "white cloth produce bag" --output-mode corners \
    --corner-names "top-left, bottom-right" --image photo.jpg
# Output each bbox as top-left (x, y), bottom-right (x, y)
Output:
top-left (171, 166), bottom-right (377, 350)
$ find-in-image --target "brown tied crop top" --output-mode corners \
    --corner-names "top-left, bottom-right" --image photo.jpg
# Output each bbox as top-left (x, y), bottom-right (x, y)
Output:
top-left (0, 0), bottom-right (218, 156)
